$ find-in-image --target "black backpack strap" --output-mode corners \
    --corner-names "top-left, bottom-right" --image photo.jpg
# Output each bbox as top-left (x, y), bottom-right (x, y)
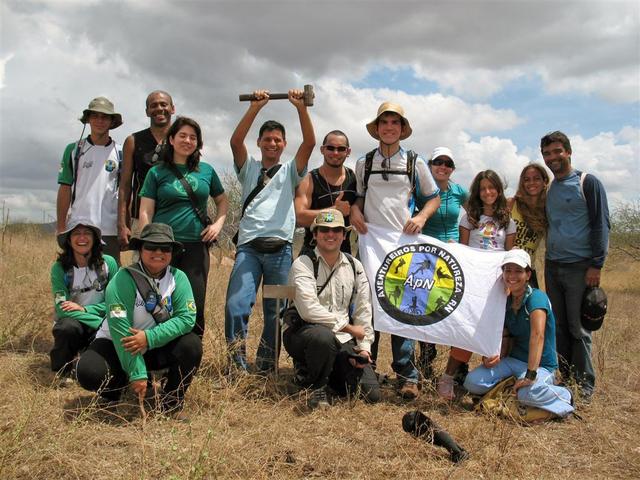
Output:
top-left (71, 139), bottom-right (86, 204)
top-left (167, 163), bottom-right (211, 227)
top-left (363, 148), bottom-right (377, 195)
top-left (124, 263), bottom-right (159, 300)
top-left (232, 163), bottom-right (282, 245)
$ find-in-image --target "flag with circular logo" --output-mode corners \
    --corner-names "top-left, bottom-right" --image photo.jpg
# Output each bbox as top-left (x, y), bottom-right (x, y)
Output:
top-left (360, 224), bottom-right (507, 357)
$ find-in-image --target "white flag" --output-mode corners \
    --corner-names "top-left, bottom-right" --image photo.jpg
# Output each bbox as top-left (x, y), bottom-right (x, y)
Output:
top-left (359, 223), bottom-right (507, 357)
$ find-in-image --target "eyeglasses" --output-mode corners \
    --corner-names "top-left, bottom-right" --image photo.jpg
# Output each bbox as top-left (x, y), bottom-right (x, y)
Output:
top-left (432, 158), bottom-right (455, 168)
top-left (323, 145), bottom-right (348, 152)
top-left (381, 157), bottom-right (390, 181)
top-left (142, 242), bottom-right (172, 253)
top-left (317, 226), bottom-right (344, 233)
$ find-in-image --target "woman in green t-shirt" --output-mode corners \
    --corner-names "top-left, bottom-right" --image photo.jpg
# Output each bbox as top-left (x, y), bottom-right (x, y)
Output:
top-left (139, 117), bottom-right (228, 337)
top-left (50, 219), bottom-right (117, 381)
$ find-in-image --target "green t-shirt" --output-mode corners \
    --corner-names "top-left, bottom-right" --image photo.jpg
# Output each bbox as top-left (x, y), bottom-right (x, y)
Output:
top-left (139, 161), bottom-right (224, 242)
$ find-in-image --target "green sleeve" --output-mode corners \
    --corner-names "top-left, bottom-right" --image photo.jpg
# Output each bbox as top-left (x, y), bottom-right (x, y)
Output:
top-left (51, 262), bottom-right (104, 329)
top-left (145, 268), bottom-right (196, 350)
top-left (57, 142), bottom-right (76, 185)
top-left (106, 270), bottom-right (148, 382)
top-left (209, 165), bottom-right (225, 197)
top-left (83, 255), bottom-right (119, 318)
top-left (139, 165), bottom-right (159, 200)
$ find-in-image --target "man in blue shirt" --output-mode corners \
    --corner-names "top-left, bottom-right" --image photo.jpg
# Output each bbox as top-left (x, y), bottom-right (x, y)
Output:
top-left (225, 89), bottom-right (315, 374)
top-left (541, 131), bottom-right (610, 401)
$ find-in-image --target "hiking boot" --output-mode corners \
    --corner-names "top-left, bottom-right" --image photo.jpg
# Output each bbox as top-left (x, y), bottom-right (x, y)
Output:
top-left (308, 387), bottom-right (330, 410)
top-left (398, 382), bottom-right (420, 400)
top-left (453, 363), bottom-right (469, 386)
top-left (437, 374), bottom-right (455, 401)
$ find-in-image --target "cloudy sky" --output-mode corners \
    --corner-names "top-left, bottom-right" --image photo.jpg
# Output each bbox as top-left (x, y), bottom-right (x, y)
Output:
top-left (1, 0), bottom-right (638, 222)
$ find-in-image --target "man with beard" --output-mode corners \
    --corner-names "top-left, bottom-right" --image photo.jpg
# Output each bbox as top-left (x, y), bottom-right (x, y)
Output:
top-left (295, 130), bottom-right (357, 255)
top-left (118, 90), bottom-right (175, 249)
top-left (541, 130), bottom-right (610, 403)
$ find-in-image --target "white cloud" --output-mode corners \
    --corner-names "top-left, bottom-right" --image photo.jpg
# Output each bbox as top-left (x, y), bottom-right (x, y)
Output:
top-left (0, 0), bottom-right (638, 222)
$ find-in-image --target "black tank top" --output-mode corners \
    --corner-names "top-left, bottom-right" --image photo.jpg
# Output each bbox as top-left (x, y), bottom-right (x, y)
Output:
top-left (302, 167), bottom-right (357, 254)
top-left (131, 128), bottom-right (162, 218)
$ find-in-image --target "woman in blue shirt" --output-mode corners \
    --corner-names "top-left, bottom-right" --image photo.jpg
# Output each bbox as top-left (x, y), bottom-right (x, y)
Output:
top-left (416, 147), bottom-right (468, 380)
top-left (463, 249), bottom-right (574, 417)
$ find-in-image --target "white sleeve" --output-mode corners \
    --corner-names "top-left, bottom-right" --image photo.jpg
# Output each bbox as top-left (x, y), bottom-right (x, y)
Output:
top-left (415, 156), bottom-right (439, 198)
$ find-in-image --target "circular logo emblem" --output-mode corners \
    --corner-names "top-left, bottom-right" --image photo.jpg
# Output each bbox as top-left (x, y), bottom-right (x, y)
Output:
top-left (104, 159), bottom-right (117, 172)
top-left (375, 243), bottom-right (464, 326)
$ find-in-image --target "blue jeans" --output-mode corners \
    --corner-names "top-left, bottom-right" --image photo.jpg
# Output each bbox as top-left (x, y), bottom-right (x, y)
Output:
top-left (545, 259), bottom-right (595, 394)
top-left (224, 242), bottom-right (292, 372)
top-left (371, 325), bottom-right (419, 384)
top-left (464, 357), bottom-right (574, 417)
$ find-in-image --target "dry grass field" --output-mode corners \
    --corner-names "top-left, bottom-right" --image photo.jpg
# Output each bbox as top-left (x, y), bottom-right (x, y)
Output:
top-left (0, 225), bottom-right (639, 479)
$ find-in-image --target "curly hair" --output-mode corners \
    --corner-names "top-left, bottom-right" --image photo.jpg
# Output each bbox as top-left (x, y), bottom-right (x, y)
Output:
top-left (513, 164), bottom-right (550, 235)
top-left (57, 227), bottom-right (105, 274)
top-left (465, 170), bottom-right (511, 230)
top-left (160, 116), bottom-right (203, 172)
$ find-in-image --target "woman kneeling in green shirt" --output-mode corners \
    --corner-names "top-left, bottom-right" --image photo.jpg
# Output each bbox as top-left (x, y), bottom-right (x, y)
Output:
top-left (77, 223), bottom-right (202, 416)
top-left (51, 219), bottom-right (118, 379)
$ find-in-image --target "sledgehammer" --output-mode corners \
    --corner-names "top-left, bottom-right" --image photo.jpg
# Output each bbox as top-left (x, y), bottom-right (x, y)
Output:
top-left (239, 85), bottom-right (315, 106)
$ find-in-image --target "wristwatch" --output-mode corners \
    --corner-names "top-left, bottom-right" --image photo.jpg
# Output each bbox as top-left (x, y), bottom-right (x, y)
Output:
top-left (525, 369), bottom-right (537, 381)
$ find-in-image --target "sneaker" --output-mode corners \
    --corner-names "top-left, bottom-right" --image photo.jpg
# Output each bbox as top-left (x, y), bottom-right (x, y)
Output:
top-left (307, 387), bottom-right (330, 410)
top-left (398, 382), bottom-right (420, 400)
top-left (437, 374), bottom-right (455, 401)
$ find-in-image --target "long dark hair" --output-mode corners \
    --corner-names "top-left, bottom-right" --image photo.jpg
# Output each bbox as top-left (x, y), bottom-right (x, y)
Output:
top-left (465, 170), bottom-right (510, 229)
top-left (57, 227), bottom-right (104, 273)
top-left (514, 163), bottom-right (550, 235)
top-left (161, 116), bottom-right (203, 172)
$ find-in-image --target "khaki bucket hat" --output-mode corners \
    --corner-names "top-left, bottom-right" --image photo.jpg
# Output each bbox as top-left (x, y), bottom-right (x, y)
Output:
top-left (310, 209), bottom-right (352, 232)
top-left (79, 96), bottom-right (123, 129)
top-left (366, 102), bottom-right (412, 141)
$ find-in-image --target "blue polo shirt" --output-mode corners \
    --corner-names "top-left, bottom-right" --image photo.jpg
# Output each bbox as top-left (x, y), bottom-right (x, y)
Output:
top-left (505, 286), bottom-right (558, 371)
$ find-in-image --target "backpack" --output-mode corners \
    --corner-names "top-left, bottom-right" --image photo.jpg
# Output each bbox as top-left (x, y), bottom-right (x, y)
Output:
top-left (362, 148), bottom-right (418, 212)
top-left (124, 263), bottom-right (172, 323)
top-left (474, 376), bottom-right (556, 425)
top-left (64, 262), bottom-right (109, 295)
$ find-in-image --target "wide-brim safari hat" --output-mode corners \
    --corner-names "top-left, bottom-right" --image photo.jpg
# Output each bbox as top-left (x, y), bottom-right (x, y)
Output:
top-left (310, 209), bottom-right (352, 232)
top-left (79, 96), bottom-right (123, 129)
top-left (129, 223), bottom-right (183, 253)
top-left (366, 102), bottom-right (412, 141)
top-left (57, 218), bottom-right (103, 249)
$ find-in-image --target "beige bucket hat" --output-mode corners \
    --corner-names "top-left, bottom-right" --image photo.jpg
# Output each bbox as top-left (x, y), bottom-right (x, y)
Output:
top-left (366, 101), bottom-right (412, 140)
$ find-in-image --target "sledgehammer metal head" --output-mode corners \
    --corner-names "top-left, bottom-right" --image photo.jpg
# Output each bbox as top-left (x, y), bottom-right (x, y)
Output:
top-left (238, 85), bottom-right (314, 106)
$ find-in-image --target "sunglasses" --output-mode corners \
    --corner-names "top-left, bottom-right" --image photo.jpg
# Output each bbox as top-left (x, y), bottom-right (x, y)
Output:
top-left (142, 242), bottom-right (172, 253)
top-left (432, 158), bottom-right (455, 168)
top-left (381, 157), bottom-right (390, 181)
top-left (317, 226), bottom-right (345, 233)
top-left (323, 145), bottom-right (348, 152)
top-left (150, 142), bottom-right (164, 164)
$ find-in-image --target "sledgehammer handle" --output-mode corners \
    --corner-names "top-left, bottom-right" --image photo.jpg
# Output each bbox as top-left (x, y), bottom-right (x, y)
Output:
top-left (239, 93), bottom-right (289, 101)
